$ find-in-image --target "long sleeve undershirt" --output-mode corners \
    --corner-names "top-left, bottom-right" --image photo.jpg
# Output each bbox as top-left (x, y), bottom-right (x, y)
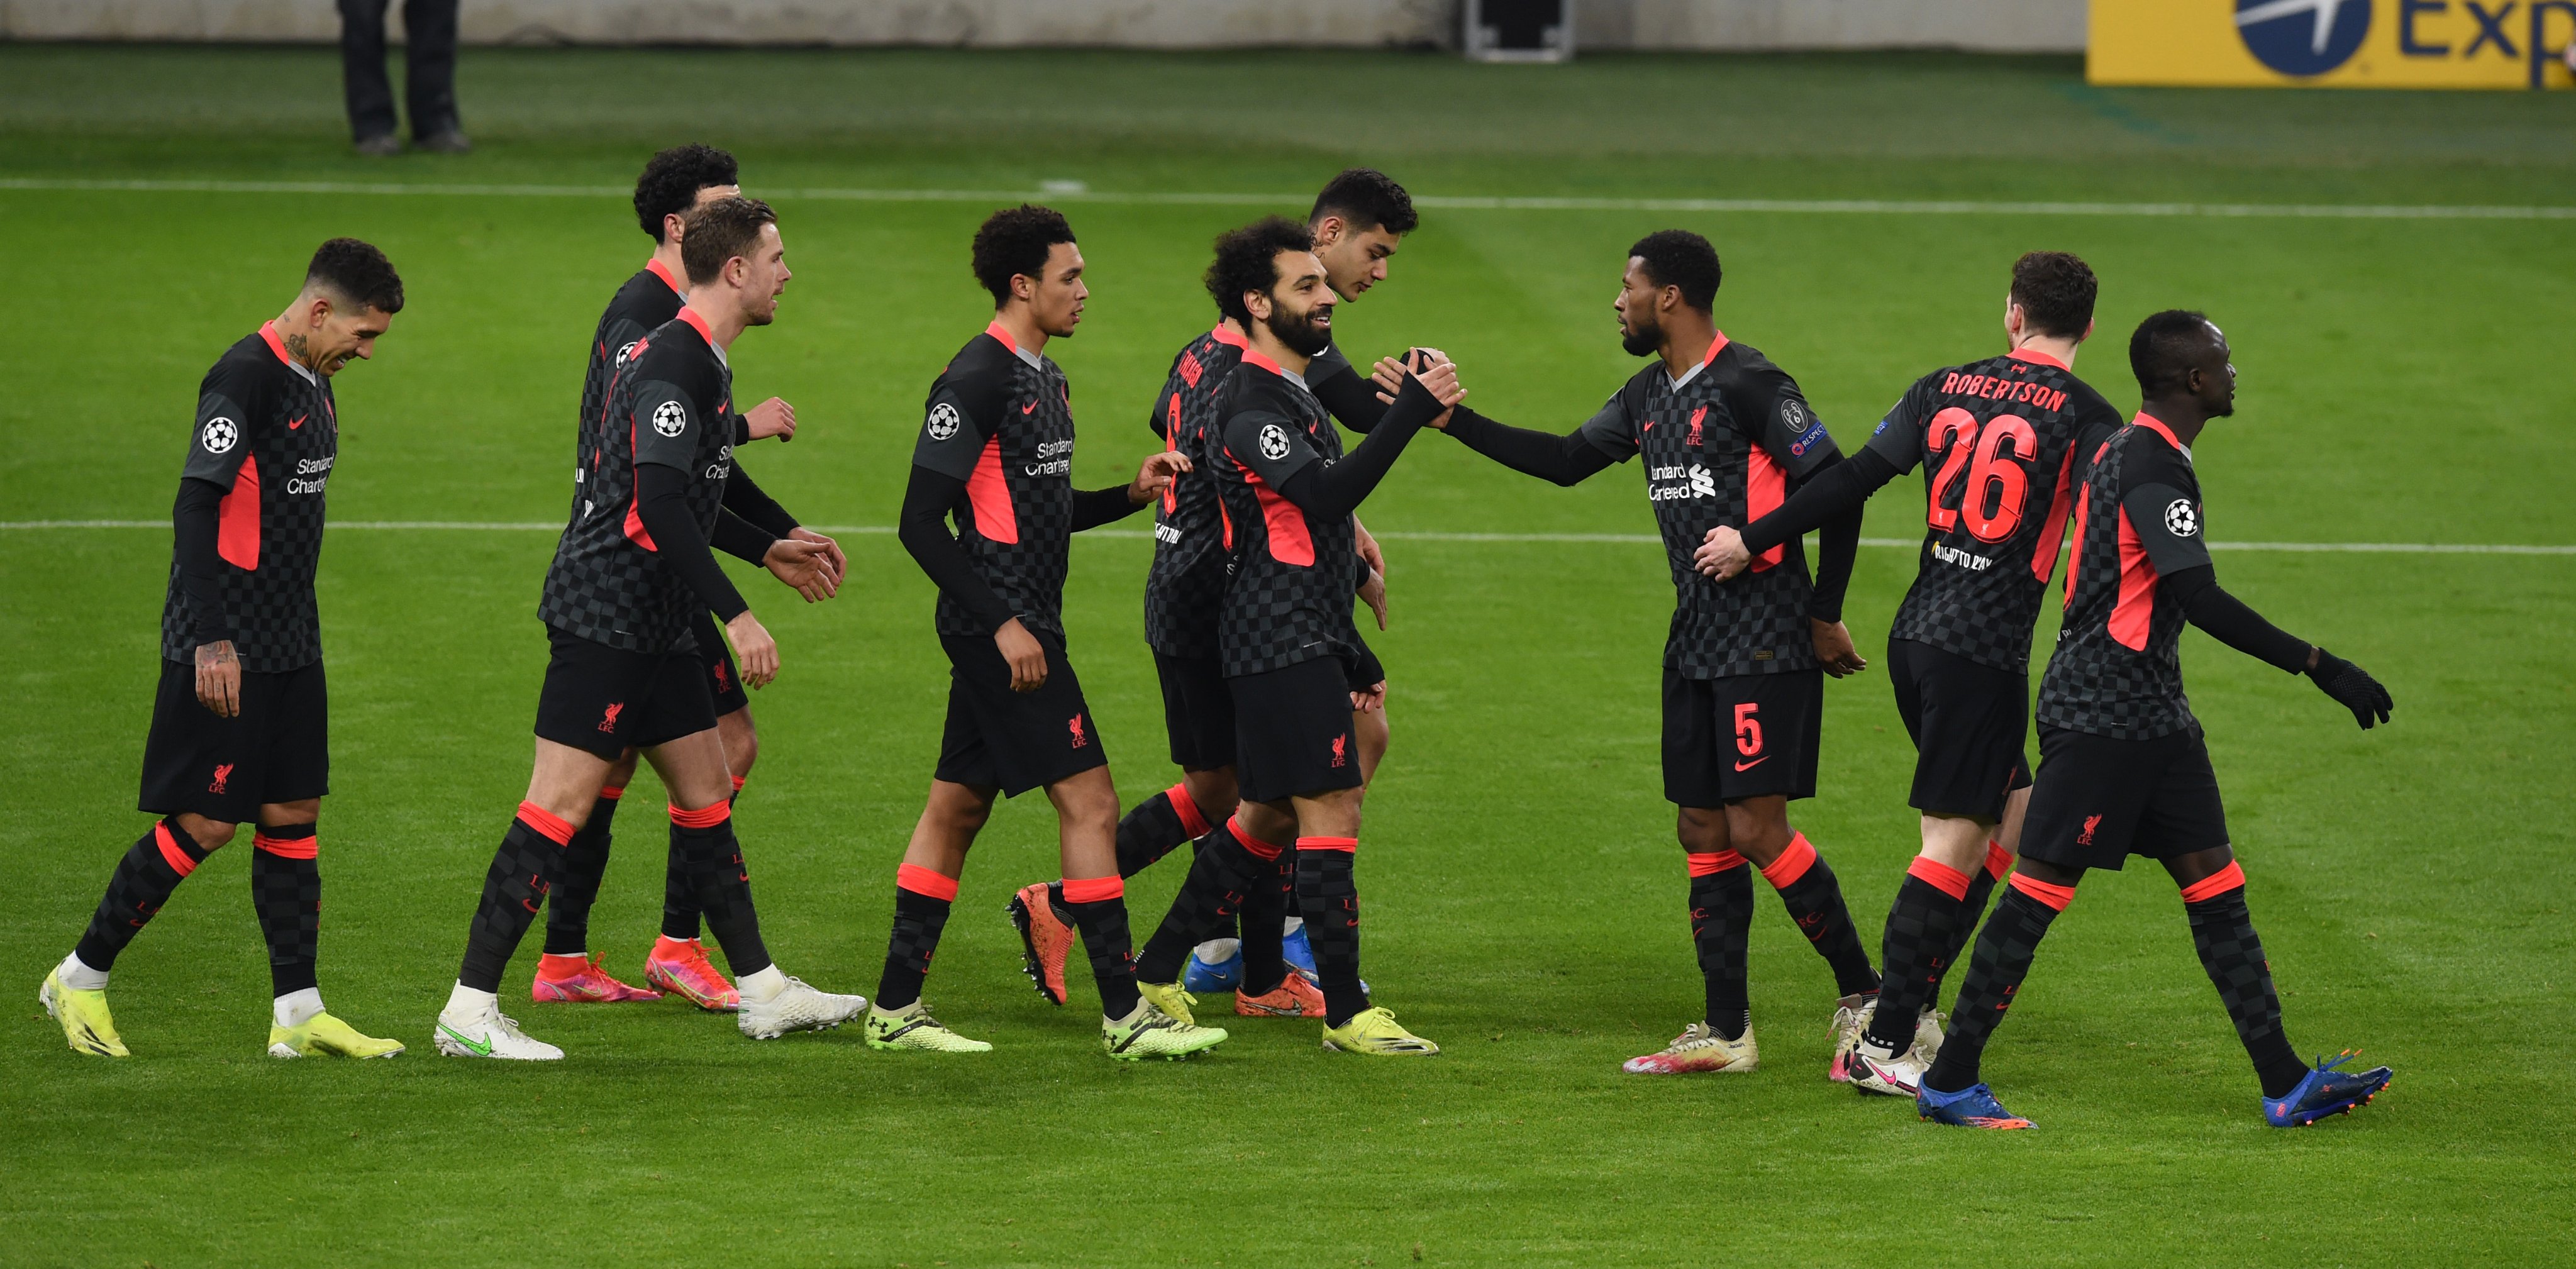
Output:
top-left (722, 463), bottom-right (799, 539)
top-left (1309, 362), bottom-right (1389, 434)
top-left (895, 468), bottom-right (1154, 636)
top-left (2163, 565), bottom-right (2312, 673)
top-left (172, 477), bottom-right (230, 647)
top-left (1740, 447), bottom-right (1899, 557)
top-left (635, 464), bottom-right (754, 623)
top-left (1795, 451), bottom-right (1863, 624)
top-left (1071, 484), bottom-right (1145, 532)
top-left (1441, 406), bottom-right (1615, 486)
top-left (1273, 375), bottom-right (1444, 519)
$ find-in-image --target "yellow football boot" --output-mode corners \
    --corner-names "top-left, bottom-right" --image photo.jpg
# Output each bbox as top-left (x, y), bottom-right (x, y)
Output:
top-left (269, 1011), bottom-right (406, 1059)
top-left (1321, 1006), bottom-right (1440, 1056)
top-left (40, 970), bottom-right (130, 1058)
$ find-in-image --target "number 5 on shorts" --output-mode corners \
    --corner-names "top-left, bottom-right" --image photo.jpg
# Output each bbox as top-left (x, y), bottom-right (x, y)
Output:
top-left (1734, 702), bottom-right (1763, 757)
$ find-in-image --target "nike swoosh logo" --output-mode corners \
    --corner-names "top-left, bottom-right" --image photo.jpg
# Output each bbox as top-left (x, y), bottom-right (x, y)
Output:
top-left (1733, 756), bottom-right (1769, 772)
top-left (287, 415), bottom-right (306, 429)
top-left (437, 1022), bottom-right (494, 1056)
top-left (1022, 401), bottom-right (1038, 414)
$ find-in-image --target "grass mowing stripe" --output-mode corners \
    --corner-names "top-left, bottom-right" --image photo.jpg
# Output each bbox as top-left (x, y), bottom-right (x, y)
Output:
top-left (6, 519), bottom-right (2572, 554)
top-left (4, 177), bottom-right (2571, 221)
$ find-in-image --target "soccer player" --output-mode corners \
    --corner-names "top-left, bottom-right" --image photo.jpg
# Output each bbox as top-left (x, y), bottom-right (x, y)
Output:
top-left (866, 204), bottom-right (1229, 1060)
top-left (1122, 216), bottom-right (1458, 1056)
top-left (1914, 311), bottom-right (2395, 1130)
top-left (1008, 169), bottom-right (1426, 1019)
top-left (1423, 230), bottom-right (1879, 1076)
top-left (1692, 252), bottom-right (2127, 1094)
top-left (40, 240), bottom-right (408, 1060)
top-left (435, 197), bottom-right (863, 1060)
top-left (534, 143), bottom-right (840, 1012)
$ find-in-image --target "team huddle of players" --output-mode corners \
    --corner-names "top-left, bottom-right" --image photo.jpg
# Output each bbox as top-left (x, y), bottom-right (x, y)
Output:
top-left (38, 146), bottom-right (2401, 1128)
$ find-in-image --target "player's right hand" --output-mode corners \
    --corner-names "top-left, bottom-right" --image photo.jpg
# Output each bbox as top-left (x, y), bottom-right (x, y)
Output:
top-left (743, 397), bottom-right (796, 441)
top-left (194, 638), bottom-right (241, 718)
top-left (2306, 648), bottom-right (2392, 729)
top-left (1358, 567), bottom-right (1388, 630)
top-left (1695, 526), bottom-right (1753, 580)
top-left (763, 537), bottom-right (839, 602)
top-left (725, 612), bottom-right (779, 689)
top-left (996, 618), bottom-right (1047, 693)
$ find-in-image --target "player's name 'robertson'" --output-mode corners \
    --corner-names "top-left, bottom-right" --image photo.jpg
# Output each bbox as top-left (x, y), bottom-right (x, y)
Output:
top-left (1941, 372), bottom-right (2068, 412)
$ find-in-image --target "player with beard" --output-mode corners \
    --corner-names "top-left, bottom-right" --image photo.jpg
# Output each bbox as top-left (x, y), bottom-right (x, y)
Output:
top-left (533, 143), bottom-right (846, 1012)
top-left (1692, 252), bottom-right (2127, 1094)
top-left (1122, 216), bottom-right (1459, 1055)
top-left (1914, 312), bottom-right (2393, 1130)
top-left (1419, 230), bottom-right (1879, 1078)
top-left (1006, 169), bottom-right (1428, 1020)
top-left (42, 240), bottom-right (407, 1060)
top-left (435, 197), bottom-right (865, 1060)
top-left (864, 205), bottom-right (1227, 1060)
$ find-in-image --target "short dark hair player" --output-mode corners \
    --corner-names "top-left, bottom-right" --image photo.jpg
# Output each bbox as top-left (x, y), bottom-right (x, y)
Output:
top-left (1915, 311), bottom-right (2395, 1130)
top-left (42, 240), bottom-right (407, 1061)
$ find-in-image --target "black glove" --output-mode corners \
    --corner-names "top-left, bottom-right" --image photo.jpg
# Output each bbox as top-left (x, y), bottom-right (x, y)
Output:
top-left (2307, 648), bottom-right (2392, 729)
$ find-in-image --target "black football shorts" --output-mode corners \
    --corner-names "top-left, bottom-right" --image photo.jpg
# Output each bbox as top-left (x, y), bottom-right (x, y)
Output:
top-left (534, 625), bottom-right (720, 761)
top-left (1153, 650), bottom-right (1236, 772)
top-left (1663, 668), bottom-right (1821, 807)
top-left (1889, 638), bottom-right (2034, 822)
top-left (1230, 656), bottom-right (1364, 805)
top-left (936, 630), bottom-right (1107, 797)
top-left (2018, 724), bottom-right (2230, 873)
top-left (692, 610), bottom-right (752, 717)
top-left (140, 658), bottom-right (329, 823)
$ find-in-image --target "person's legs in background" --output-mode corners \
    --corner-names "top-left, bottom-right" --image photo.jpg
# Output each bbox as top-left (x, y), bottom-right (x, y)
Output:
top-left (336, 0), bottom-right (399, 154)
top-left (402, 0), bottom-right (469, 152)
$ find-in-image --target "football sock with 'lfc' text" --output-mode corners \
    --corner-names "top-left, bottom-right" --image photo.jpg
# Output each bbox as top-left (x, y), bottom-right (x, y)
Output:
top-left (1686, 851), bottom-right (1754, 1039)
top-left (1135, 821), bottom-right (1269, 984)
top-left (2182, 863), bottom-right (2310, 1099)
top-left (458, 802), bottom-right (575, 994)
top-left (1294, 839), bottom-right (1365, 1027)
top-left (1759, 833), bottom-right (1880, 998)
top-left (75, 817), bottom-right (221, 976)
top-left (248, 823), bottom-right (321, 997)
top-left (1863, 856), bottom-right (1978, 1053)
top-left (669, 802), bottom-right (770, 978)
top-left (1113, 782), bottom-right (1212, 880)
top-left (1061, 875), bottom-right (1141, 1020)
top-left (1924, 840), bottom-right (2012, 1000)
top-left (545, 785), bottom-right (621, 956)
top-left (876, 864), bottom-right (955, 1011)
top-left (1924, 872), bottom-right (2074, 1094)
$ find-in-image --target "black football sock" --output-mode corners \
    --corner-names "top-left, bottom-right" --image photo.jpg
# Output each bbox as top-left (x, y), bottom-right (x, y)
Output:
top-left (1758, 833), bottom-right (1880, 998)
top-left (1114, 782), bottom-right (1213, 880)
top-left (1294, 839), bottom-right (1365, 1027)
top-left (1686, 851), bottom-right (1754, 1039)
top-left (1135, 823), bottom-right (1267, 984)
top-left (544, 786), bottom-right (621, 956)
top-left (2182, 864), bottom-right (2309, 1099)
top-left (1062, 876), bottom-right (1142, 1020)
top-left (1863, 858), bottom-right (1978, 1053)
top-left (1236, 827), bottom-right (1294, 995)
top-left (75, 818), bottom-right (221, 973)
top-left (1924, 874), bottom-right (2074, 1094)
top-left (248, 824), bottom-right (322, 997)
top-left (877, 865), bottom-right (955, 1011)
top-left (458, 803), bottom-right (575, 993)
top-left (670, 803), bottom-right (769, 978)
top-left (1929, 841), bottom-right (2011, 1004)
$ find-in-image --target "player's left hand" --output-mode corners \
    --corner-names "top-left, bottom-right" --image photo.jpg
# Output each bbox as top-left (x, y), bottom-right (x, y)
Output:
top-left (1811, 619), bottom-right (1867, 678)
top-left (1350, 680), bottom-right (1387, 713)
top-left (2306, 647), bottom-right (2392, 729)
top-left (743, 397), bottom-right (796, 441)
top-left (725, 611), bottom-right (779, 689)
top-left (1696, 525), bottom-right (1753, 580)
top-left (787, 526), bottom-right (845, 582)
top-left (1130, 450), bottom-right (1191, 504)
top-left (762, 537), bottom-right (839, 602)
top-left (1358, 567), bottom-right (1389, 630)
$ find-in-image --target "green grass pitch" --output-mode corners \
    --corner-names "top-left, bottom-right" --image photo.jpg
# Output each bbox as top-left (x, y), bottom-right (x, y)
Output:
top-left (3, 43), bottom-right (2573, 1266)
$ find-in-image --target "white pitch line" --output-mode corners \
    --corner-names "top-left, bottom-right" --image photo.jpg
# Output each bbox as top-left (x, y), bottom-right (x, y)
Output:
top-left (3, 177), bottom-right (2569, 222)
top-left (3, 520), bottom-right (2570, 554)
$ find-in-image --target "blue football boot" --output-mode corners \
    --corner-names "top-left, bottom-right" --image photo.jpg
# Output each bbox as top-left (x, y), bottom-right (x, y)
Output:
top-left (1916, 1081), bottom-right (2035, 1129)
top-left (2264, 1051), bottom-right (2391, 1128)
top-left (1282, 922), bottom-right (1316, 979)
top-left (1181, 939), bottom-right (1243, 994)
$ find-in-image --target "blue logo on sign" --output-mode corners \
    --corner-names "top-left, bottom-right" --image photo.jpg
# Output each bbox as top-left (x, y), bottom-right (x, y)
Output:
top-left (2236, 0), bottom-right (2371, 76)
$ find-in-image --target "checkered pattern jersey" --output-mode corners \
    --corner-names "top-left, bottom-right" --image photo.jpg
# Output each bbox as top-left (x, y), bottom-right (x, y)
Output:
top-left (926, 331), bottom-right (1080, 643)
top-left (1878, 353), bottom-right (2128, 673)
top-left (537, 313), bottom-right (736, 654)
top-left (161, 326), bottom-right (338, 673)
top-left (1143, 326), bottom-right (1248, 658)
top-left (573, 262), bottom-right (686, 523)
top-left (2036, 422), bottom-right (2205, 740)
top-left (1210, 360), bottom-right (1360, 679)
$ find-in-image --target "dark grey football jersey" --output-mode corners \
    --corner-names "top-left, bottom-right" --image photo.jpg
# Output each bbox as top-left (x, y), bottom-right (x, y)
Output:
top-left (2037, 414), bottom-right (2214, 740)
top-left (574, 259), bottom-right (687, 523)
top-left (1143, 324), bottom-right (1249, 659)
top-left (1579, 333), bottom-right (1840, 679)
top-left (538, 308), bottom-right (737, 653)
top-left (911, 322), bottom-right (1079, 642)
top-left (160, 323), bottom-right (338, 673)
top-left (1871, 350), bottom-right (2124, 673)
top-left (1211, 353), bottom-right (1359, 679)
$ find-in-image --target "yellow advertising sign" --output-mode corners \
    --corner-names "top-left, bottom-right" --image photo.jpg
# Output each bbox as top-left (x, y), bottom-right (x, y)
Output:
top-left (2090, 0), bottom-right (2576, 88)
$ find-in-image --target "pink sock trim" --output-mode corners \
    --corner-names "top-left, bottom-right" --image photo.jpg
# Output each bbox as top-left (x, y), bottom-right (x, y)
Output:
top-left (896, 863), bottom-right (959, 902)
top-left (1758, 833), bottom-right (1819, 889)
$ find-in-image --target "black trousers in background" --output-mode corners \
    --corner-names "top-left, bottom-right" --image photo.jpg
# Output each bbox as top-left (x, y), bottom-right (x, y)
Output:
top-left (338, 0), bottom-right (461, 141)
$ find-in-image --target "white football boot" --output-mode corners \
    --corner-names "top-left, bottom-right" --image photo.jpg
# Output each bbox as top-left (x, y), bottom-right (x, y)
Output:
top-left (433, 1007), bottom-right (563, 1061)
top-left (738, 976), bottom-right (867, 1040)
